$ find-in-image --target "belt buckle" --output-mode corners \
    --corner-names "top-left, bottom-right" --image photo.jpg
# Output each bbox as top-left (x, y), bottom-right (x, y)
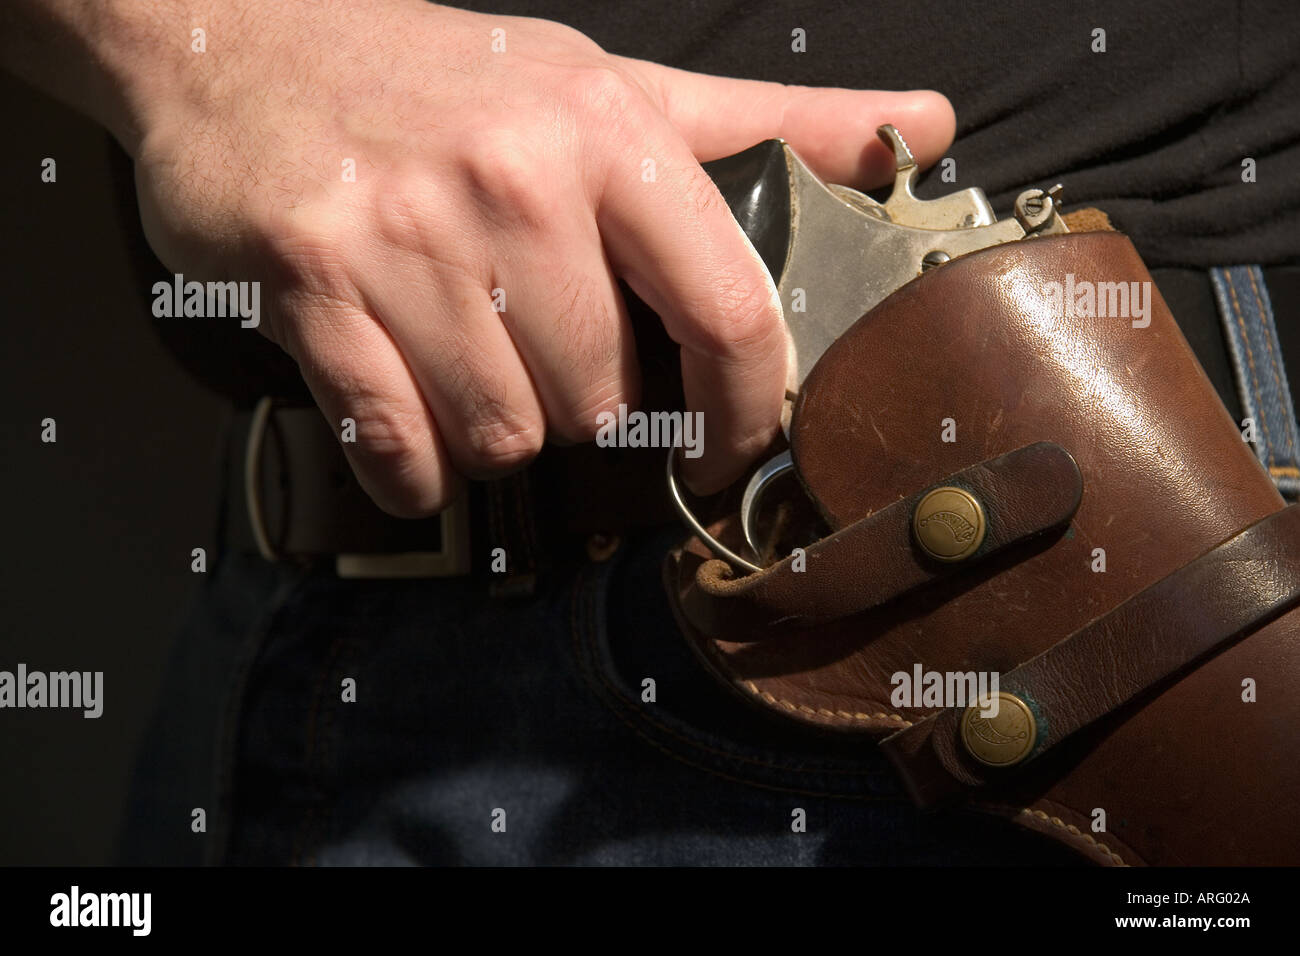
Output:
top-left (332, 500), bottom-right (471, 579)
top-left (245, 397), bottom-right (472, 579)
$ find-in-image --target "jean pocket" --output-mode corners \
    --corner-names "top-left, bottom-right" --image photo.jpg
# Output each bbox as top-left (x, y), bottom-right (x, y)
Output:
top-left (568, 526), bottom-right (903, 802)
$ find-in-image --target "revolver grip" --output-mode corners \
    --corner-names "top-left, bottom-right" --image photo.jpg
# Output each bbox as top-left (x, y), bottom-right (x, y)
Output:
top-left (702, 141), bottom-right (791, 282)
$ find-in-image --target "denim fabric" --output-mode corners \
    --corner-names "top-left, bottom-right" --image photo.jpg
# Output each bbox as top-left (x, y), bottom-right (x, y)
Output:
top-left (117, 551), bottom-right (302, 866)
top-left (123, 525), bottom-right (1083, 866)
top-left (1210, 266), bottom-right (1300, 500)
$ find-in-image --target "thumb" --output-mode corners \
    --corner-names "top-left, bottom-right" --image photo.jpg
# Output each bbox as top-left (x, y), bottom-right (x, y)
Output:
top-left (614, 56), bottom-right (956, 189)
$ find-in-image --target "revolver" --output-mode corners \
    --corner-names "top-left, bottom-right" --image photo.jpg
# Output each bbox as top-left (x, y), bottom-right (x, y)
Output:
top-left (669, 125), bottom-right (1069, 572)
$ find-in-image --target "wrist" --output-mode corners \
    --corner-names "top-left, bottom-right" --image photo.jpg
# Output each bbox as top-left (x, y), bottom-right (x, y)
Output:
top-left (1, 0), bottom-right (330, 156)
top-left (0, 1), bottom-right (189, 153)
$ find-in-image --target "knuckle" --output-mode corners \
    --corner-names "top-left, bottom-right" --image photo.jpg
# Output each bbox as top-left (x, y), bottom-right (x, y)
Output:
top-left (691, 268), bottom-right (781, 355)
top-left (681, 168), bottom-right (725, 219)
top-left (370, 175), bottom-right (437, 252)
top-left (461, 129), bottom-right (560, 228)
top-left (341, 401), bottom-right (446, 518)
top-left (462, 413), bottom-right (545, 473)
top-left (551, 272), bottom-right (620, 378)
top-left (555, 65), bottom-right (646, 134)
top-left (351, 399), bottom-right (432, 473)
top-left (558, 383), bottom-right (627, 442)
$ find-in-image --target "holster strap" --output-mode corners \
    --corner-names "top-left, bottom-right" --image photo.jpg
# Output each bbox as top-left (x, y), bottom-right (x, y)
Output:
top-left (882, 503), bottom-right (1300, 807)
top-left (687, 442), bottom-right (1082, 635)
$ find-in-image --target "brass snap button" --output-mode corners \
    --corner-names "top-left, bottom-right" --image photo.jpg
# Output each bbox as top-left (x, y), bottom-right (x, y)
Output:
top-left (961, 692), bottom-right (1037, 768)
top-left (912, 486), bottom-right (986, 561)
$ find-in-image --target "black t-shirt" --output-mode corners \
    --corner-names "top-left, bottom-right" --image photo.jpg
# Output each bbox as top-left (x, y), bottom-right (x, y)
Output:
top-left (120, 0), bottom-right (1300, 409)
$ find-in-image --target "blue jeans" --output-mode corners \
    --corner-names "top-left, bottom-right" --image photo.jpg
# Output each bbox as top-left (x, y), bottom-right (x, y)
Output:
top-left (120, 523), bottom-right (1081, 865)
top-left (1210, 266), bottom-right (1300, 500)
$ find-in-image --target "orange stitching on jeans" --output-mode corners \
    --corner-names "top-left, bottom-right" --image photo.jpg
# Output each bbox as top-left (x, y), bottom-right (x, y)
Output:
top-left (1244, 267), bottom-right (1298, 463)
top-left (1225, 271), bottom-right (1277, 467)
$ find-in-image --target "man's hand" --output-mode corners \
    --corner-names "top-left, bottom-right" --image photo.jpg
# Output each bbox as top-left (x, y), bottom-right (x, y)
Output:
top-left (3, 0), bottom-right (954, 515)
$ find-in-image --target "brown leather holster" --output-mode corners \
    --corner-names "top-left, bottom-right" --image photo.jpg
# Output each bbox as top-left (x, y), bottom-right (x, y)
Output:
top-left (665, 229), bottom-right (1300, 866)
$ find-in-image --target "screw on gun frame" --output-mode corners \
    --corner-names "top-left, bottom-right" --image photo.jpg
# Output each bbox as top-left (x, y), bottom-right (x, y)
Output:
top-left (1015, 183), bottom-right (1065, 231)
top-left (921, 184), bottom-right (1063, 275)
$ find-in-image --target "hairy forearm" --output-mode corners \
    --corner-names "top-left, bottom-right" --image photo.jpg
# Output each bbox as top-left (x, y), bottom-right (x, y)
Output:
top-left (2, 1), bottom-right (162, 150)
top-left (0, 0), bottom-right (336, 155)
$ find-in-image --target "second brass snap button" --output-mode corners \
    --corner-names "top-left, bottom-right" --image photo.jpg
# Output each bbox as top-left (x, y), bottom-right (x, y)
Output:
top-left (913, 486), bottom-right (986, 561)
top-left (960, 692), bottom-right (1037, 768)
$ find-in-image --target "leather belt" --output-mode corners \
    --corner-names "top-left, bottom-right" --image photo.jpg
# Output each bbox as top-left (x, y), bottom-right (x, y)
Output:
top-left (224, 399), bottom-right (679, 579)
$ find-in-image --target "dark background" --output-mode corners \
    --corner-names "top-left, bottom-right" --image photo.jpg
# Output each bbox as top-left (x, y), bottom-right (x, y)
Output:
top-left (0, 74), bottom-right (226, 865)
